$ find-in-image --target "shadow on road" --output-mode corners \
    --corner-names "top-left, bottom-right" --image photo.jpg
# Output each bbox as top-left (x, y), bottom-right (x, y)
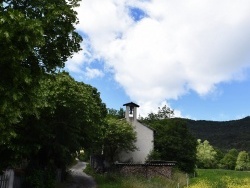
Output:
top-left (57, 160), bottom-right (96, 188)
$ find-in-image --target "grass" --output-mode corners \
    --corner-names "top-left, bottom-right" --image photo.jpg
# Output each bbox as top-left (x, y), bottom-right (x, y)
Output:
top-left (93, 173), bottom-right (186, 188)
top-left (84, 165), bottom-right (187, 188)
top-left (84, 166), bottom-right (250, 188)
top-left (189, 169), bottom-right (250, 188)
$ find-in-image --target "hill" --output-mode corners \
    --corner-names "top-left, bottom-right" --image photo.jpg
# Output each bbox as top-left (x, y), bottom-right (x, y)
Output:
top-left (184, 116), bottom-right (250, 152)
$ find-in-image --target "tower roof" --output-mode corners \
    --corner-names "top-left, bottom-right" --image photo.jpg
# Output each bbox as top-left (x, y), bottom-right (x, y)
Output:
top-left (123, 102), bottom-right (140, 107)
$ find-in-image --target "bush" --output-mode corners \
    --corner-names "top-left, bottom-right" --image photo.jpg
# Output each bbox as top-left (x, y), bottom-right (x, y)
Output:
top-left (78, 153), bottom-right (89, 162)
top-left (23, 168), bottom-right (55, 188)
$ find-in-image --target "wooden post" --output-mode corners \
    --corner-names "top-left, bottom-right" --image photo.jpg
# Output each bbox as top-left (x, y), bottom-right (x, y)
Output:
top-left (186, 173), bottom-right (189, 187)
top-left (7, 169), bottom-right (14, 188)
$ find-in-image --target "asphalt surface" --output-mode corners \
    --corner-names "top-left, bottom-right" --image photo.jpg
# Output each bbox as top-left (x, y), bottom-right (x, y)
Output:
top-left (63, 161), bottom-right (96, 188)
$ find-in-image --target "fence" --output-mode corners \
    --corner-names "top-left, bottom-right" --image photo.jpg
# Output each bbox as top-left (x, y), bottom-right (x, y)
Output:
top-left (0, 173), bottom-right (8, 188)
top-left (0, 170), bottom-right (14, 188)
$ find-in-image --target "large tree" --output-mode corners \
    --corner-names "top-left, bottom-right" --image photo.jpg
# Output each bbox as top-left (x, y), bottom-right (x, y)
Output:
top-left (0, 0), bottom-right (82, 176)
top-left (145, 118), bottom-right (197, 173)
top-left (102, 117), bottom-right (137, 163)
top-left (17, 72), bottom-right (106, 164)
top-left (141, 105), bottom-right (174, 122)
top-left (1, 72), bottom-right (107, 186)
top-left (0, 0), bottom-right (82, 126)
top-left (220, 149), bottom-right (238, 170)
top-left (196, 139), bottom-right (217, 168)
top-left (235, 151), bottom-right (250, 171)
top-left (107, 108), bottom-right (125, 119)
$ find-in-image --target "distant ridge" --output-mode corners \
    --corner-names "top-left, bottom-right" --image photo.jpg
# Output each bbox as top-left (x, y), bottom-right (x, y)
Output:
top-left (181, 116), bottom-right (250, 152)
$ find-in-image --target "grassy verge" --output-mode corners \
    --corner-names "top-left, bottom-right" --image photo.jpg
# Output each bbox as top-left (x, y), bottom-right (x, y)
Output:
top-left (84, 165), bottom-right (187, 188)
top-left (189, 169), bottom-right (250, 188)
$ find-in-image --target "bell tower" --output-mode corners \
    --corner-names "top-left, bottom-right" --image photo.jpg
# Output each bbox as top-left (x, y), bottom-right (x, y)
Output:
top-left (123, 102), bottom-right (140, 122)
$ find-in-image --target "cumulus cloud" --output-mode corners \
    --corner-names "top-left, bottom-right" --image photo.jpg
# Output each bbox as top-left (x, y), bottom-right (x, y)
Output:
top-left (66, 42), bottom-right (93, 73)
top-left (85, 67), bottom-right (104, 79)
top-left (69, 0), bottom-right (250, 115)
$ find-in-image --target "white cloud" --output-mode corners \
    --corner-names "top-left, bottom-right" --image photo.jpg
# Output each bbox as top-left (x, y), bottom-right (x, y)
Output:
top-left (85, 67), bottom-right (104, 79)
top-left (70, 0), bottom-right (250, 115)
top-left (66, 51), bottom-right (85, 73)
top-left (66, 42), bottom-right (92, 73)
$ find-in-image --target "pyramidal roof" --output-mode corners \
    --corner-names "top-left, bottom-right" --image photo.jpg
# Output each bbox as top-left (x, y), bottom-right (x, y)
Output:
top-left (123, 102), bottom-right (140, 107)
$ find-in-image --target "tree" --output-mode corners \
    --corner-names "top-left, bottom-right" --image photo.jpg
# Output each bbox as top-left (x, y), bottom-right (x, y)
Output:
top-left (214, 147), bottom-right (225, 168)
top-left (144, 118), bottom-right (197, 173)
top-left (196, 139), bottom-right (217, 168)
top-left (2, 72), bottom-right (107, 186)
top-left (102, 117), bottom-right (137, 162)
top-left (0, 0), bottom-right (82, 132)
top-left (142, 105), bottom-right (174, 122)
top-left (220, 149), bottom-right (238, 170)
top-left (107, 108), bottom-right (125, 119)
top-left (235, 151), bottom-right (250, 171)
top-left (186, 117), bottom-right (250, 152)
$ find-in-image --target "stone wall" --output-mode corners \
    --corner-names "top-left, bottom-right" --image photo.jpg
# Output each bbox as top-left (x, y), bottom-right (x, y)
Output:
top-left (115, 162), bottom-right (175, 179)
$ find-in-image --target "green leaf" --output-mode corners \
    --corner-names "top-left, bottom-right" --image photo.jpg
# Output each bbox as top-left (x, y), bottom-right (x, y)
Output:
top-left (4, 31), bottom-right (9, 38)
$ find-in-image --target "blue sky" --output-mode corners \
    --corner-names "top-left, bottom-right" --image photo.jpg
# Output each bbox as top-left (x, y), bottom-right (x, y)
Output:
top-left (66, 0), bottom-right (250, 121)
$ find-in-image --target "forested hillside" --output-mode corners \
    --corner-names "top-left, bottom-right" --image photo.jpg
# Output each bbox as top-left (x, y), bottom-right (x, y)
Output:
top-left (183, 116), bottom-right (250, 152)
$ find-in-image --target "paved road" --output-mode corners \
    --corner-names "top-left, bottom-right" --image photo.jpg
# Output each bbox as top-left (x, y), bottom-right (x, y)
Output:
top-left (63, 161), bottom-right (96, 188)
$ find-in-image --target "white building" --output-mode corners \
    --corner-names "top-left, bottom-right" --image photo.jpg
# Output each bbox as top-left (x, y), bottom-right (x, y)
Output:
top-left (118, 102), bottom-right (154, 163)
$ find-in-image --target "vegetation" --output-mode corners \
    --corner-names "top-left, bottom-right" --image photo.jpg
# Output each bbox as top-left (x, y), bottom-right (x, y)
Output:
top-left (186, 117), bottom-right (250, 152)
top-left (235, 151), bottom-right (250, 171)
top-left (195, 139), bottom-right (250, 171)
top-left (196, 139), bottom-right (217, 168)
top-left (0, 0), bottom-right (82, 173)
top-left (189, 169), bottom-right (250, 188)
top-left (102, 117), bottom-right (137, 163)
top-left (141, 108), bottom-right (250, 173)
top-left (1, 2), bottom-right (249, 188)
top-left (141, 105), bottom-right (174, 121)
top-left (107, 108), bottom-right (125, 119)
top-left (0, 0), bottom-right (82, 128)
top-left (141, 106), bottom-right (197, 173)
top-left (220, 149), bottom-right (239, 170)
top-left (84, 166), bottom-right (250, 188)
top-left (1, 72), bottom-right (107, 187)
top-left (84, 164), bottom-right (187, 188)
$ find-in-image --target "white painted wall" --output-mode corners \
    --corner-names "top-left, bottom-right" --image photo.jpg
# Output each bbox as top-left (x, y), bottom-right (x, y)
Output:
top-left (119, 103), bottom-right (154, 163)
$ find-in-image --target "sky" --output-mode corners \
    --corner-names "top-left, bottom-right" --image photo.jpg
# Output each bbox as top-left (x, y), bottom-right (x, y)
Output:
top-left (65, 0), bottom-right (250, 121)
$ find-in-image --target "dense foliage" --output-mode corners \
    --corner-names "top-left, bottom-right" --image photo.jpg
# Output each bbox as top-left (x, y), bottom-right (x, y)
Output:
top-left (220, 149), bottom-right (239, 170)
top-left (166, 116), bottom-right (250, 171)
top-left (0, 0), bottom-right (140, 186)
top-left (0, 1), bottom-right (83, 186)
top-left (1, 72), bottom-right (107, 186)
top-left (186, 117), bottom-right (250, 152)
top-left (0, 1), bottom-right (83, 179)
top-left (141, 105), bottom-right (174, 121)
top-left (235, 151), bottom-right (250, 171)
top-left (142, 117), bottom-right (197, 173)
top-left (0, 0), bottom-right (82, 127)
top-left (196, 139), bottom-right (217, 168)
top-left (102, 117), bottom-right (137, 162)
top-left (141, 106), bottom-right (197, 173)
top-left (195, 140), bottom-right (250, 171)
top-left (107, 108), bottom-right (125, 119)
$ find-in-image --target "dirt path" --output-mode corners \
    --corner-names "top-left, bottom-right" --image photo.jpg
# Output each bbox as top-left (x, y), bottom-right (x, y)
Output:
top-left (62, 160), bottom-right (96, 188)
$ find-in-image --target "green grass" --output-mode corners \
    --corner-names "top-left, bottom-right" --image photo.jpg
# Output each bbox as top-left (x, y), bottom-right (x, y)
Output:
top-left (84, 166), bottom-right (250, 188)
top-left (189, 169), bottom-right (250, 188)
top-left (94, 173), bottom-right (187, 188)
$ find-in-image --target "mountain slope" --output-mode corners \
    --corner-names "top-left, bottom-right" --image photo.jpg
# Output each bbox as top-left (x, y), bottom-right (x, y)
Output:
top-left (184, 116), bottom-right (250, 152)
